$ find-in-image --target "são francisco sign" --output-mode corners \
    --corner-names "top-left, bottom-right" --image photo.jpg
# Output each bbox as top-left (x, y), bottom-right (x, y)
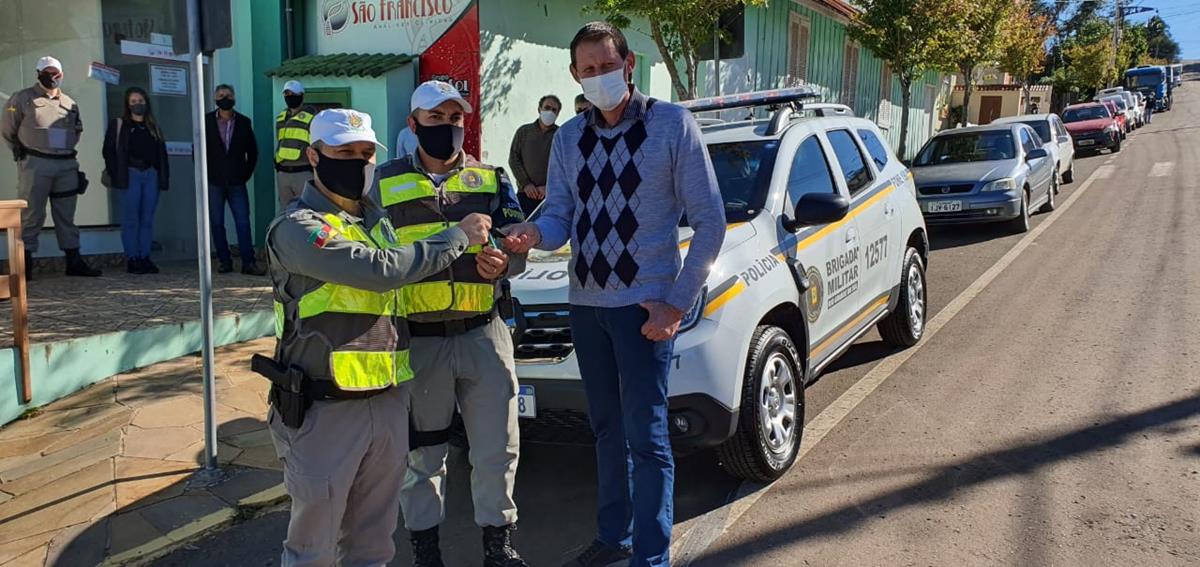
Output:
top-left (314, 0), bottom-right (470, 55)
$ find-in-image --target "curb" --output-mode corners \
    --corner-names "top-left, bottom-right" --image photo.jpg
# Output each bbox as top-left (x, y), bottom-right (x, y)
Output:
top-left (103, 482), bottom-right (289, 566)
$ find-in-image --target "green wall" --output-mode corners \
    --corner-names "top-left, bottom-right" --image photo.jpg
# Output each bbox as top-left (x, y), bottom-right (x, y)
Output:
top-left (710, 0), bottom-right (945, 158)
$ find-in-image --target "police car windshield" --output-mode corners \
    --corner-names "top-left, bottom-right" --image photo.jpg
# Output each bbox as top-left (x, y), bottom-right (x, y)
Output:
top-left (1063, 107), bottom-right (1110, 122)
top-left (914, 131), bottom-right (1016, 166)
top-left (698, 140), bottom-right (779, 223)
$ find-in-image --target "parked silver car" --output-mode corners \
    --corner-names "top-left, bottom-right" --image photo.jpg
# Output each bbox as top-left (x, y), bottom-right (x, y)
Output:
top-left (993, 113), bottom-right (1075, 184)
top-left (910, 123), bottom-right (1057, 233)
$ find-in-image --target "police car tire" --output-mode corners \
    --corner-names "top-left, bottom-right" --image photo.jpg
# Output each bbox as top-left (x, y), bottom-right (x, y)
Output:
top-left (1062, 165), bottom-right (1074, 185)
top-left (878, 248), bottom-right (926, 348)
top-left (716, 325), bottom-right (804, 482)
top-left (1008, 190), bottom-right (1030, 234)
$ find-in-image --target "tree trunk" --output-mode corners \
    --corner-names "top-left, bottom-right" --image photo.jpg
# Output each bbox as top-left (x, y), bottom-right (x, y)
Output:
top-left (650, 20), bottom-right (689, 101)
top-left (898, 75), bottom-right (913, 159)
top-left (960, 63), bottom-right (975, 126)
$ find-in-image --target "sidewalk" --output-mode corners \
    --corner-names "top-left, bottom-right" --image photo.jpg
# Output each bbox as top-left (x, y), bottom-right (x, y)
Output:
top-left (0, 337), bottom-right (283, 566)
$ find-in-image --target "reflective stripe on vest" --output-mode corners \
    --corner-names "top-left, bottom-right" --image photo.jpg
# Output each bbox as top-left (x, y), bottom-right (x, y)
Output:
top-left (275, 111), bottom-right (314, 166)
top-left (273, 212), bottom-right (411, 390)
top-left (377, 166), bottom-right (499, 317)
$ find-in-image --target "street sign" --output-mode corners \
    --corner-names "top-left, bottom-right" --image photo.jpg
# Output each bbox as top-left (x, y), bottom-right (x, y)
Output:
top-left (172, 0), bottom-right (233, 55)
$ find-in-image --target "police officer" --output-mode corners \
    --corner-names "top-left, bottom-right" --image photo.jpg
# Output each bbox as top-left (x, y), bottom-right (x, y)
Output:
top-left (376, 81), bottom-right (528, 567)
top-left (2, 56), bottom-right (100, 279)
top-left (262, 108), bottom-right (492, 567)
top-left (274, 80), bottom-right (316, 208)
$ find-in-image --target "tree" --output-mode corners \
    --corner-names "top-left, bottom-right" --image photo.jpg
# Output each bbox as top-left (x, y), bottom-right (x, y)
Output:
top-left (849, 0), bottom-right (962, 157)
top-left (1062, 37), bottom-right (1117, 94)
top-left (1144, 16), bottom-right (1181, 63)
top-left (939, 0), bottom-right (1016, 125)
top-left (588, 0), bottom-right (767, 100)
top-left (997, 0), bottom-right (1055, 109)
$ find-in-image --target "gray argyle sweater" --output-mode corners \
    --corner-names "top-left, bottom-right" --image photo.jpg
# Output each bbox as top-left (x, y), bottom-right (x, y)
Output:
top-left (534, 87), bottom-right (726, 312)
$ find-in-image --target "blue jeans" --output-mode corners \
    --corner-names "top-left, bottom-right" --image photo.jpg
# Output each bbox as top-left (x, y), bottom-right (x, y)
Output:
top-left (121, 167), bottom-right (160, 259)
top-left (209, 184), bottom-right (255, 266)
top-left (570, 304), bottom-right (675, 567)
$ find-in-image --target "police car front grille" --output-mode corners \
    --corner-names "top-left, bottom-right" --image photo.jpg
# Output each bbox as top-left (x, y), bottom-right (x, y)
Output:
top-left (918, 183), bottom-right (975, 196)
top-left (515, 305), bottom-right (574, 361)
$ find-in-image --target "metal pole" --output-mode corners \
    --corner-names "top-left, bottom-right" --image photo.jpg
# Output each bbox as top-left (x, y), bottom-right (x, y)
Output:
top-left (713, 28), bottom-right (721, 97)
top-left (187, 0), bottom-right (219, 476)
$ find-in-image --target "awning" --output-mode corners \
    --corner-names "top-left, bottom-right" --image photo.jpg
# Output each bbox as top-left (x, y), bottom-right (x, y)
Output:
top-left (265, 53), bottom-right (416, 78)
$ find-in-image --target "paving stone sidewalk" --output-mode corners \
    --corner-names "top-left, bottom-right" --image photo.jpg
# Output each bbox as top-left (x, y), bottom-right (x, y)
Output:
top-left (0, 338), bottom-right (283, 566)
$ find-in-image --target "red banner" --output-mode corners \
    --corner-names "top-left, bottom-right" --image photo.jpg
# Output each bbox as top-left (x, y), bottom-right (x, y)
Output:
top-left (418, 3), bottom-right (482, 158)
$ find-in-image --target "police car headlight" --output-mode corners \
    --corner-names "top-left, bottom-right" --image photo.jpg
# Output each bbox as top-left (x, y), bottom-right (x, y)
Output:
top-left (679, 287), bottom-right (708, 333)
top-left (982, 177), bottom-right (1017, 192)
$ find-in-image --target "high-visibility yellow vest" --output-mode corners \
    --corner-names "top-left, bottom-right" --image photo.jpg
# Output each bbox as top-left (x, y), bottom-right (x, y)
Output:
top-left (270, 212), bottom-right (411, 391)
top-left (376, 158), bottom-right (499, 318)
top-left (275, 109), bottom-right (315, 168)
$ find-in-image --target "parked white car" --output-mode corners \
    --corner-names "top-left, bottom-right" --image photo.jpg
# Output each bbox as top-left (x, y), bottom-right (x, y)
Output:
top-left (507, 88), bottom-right (929, 481)
top-left (993, 113), bottom-right (1076, 184)
top-left (1096, 88), bottom-right (1140, 129)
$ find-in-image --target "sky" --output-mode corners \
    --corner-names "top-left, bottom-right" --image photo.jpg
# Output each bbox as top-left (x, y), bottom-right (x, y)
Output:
top-left (1124, 0), bottom-right (1200, 61)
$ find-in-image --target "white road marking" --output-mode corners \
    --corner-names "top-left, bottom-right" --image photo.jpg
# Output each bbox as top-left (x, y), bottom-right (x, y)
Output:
top-left (671, 164), bottom-right (1111, 565)
top-left (1150, 162), bottom-right (1175, 177)
top-left (1094, 165), bottom-right (1116, 179)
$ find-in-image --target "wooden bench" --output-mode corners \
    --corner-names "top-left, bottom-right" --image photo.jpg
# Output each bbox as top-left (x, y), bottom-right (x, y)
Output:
top-left (0, 200), bottom-right (30, 403)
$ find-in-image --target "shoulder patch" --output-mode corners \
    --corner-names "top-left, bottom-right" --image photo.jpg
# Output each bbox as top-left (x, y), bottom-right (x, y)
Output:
top-left (308, 223), bottom-right (340, 248)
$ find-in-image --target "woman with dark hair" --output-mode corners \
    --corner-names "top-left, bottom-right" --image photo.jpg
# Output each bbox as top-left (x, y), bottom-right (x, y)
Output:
top-left (103, 87), bottom-right (169, 274)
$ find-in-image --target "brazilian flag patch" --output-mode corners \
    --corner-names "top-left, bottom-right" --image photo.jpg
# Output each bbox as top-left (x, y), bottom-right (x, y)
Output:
top-left (308, 223), bottom-right (339, 248)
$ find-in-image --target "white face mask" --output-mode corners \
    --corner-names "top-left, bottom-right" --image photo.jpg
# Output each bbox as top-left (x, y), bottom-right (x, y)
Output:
top-left (580, 67), bottom-right (629, 112)
top-left (539, 110), bottom-right (558, 126)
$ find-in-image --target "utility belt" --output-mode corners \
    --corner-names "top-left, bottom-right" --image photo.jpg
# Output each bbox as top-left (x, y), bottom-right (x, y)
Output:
top-left (275, 164), bottom-right (310, 174)
top-left (251, 354), bottom-right (390, 428)
top-left (24, 148), bottom-right (77, 160)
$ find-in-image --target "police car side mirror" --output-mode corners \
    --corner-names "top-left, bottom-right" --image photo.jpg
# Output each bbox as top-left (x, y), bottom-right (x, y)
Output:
top-left (1025, 148), bottom-right (1049, 161)
top-left (782, 192), bottom-right (850, 232)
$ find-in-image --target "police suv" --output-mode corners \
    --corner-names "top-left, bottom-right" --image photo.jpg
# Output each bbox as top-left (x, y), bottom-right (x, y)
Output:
top-left (507, 88), bottom-right (928, 481)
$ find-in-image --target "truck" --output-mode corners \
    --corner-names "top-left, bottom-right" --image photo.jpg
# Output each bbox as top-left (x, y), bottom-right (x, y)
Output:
top-left (1124, 65), bottom-right (1170, 112)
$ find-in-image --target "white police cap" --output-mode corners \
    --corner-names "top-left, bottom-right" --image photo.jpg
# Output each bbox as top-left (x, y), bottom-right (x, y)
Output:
top-left (282, 80), bottom-right (304, 95)
top-left (36, 56), bottom-right (62, 73)
top-left (410, 80), bottom-right (473, 113)
top-left (310, 109), bottom-right (387, 150)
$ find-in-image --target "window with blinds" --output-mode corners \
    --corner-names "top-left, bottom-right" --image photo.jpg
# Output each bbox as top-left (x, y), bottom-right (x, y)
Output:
top-left (788, 12), bottom-right (810, 85)
top-left (842, 42), bottom-right (860, 109)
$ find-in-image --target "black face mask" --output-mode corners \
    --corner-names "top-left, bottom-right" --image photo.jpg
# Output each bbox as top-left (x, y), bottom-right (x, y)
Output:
top-left (130, 103), bottom-right (147, 117)
top-left (215, 98), bottom-right (235, 111)
top-left (285, 94), bottom-right (304, 109)
top-left (315, 155), bottom-right (372, 201)
top-left (38, 72), bottom-right (60, 90)
top-left (415, 123), bottom-right (464, 161)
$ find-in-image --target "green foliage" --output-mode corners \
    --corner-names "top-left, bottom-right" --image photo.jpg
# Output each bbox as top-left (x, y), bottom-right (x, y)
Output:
top-left (587, 0), bottom-right (768, 100)
top-left (997, 0), bottom-right (1055, 84)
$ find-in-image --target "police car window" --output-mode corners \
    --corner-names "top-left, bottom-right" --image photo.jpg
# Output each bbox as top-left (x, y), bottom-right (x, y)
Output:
top-left (700, 140), bottom-right (779, 224)
top-left (827, 129), bottom-right (873, 196)
top-left (786, 136), bottom-right (837, 204)
top-left (856, 129), bottom-right (891, 170)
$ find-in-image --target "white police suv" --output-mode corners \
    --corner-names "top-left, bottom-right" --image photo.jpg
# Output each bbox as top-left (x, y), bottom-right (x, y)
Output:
top-left (507, 88), bottom-right (928, 481)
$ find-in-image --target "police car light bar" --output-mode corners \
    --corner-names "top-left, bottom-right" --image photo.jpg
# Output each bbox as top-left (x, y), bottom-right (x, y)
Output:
top-left (679, 86), bottom-right (821, 114)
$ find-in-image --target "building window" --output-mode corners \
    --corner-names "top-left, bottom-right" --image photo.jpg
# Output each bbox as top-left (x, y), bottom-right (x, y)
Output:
top-left (842, 41), bottom-right (860, 109)
top-left (788, 12), bottom-right (810, 85)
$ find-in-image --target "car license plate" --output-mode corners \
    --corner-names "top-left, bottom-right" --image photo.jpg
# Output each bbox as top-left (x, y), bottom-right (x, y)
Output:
top-left (926, 200), bottom-right (963, 213)
top-left (518, 385), bottom-right (536, 418)
top-left (1078, 139), bottom-right (1095, 146)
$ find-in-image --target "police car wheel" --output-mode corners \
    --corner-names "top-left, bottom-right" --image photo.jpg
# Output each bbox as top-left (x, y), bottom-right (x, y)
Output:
top-left (716, 325), bottom-right (804, 482)
top-left (878, 248), bottom-right (926, 348)
top-left (1062, 164), bottom-right (1074, 185)
top-left (1008, 190), bottom-right (1030, 234)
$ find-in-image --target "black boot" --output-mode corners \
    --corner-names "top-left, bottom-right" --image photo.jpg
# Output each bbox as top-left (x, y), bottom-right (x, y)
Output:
top-left (127, 257), bottom-right (146, 274)
top-left (143, 257), bottom-right (160, 274)
top-left (64, 249), bottom-right (101, 277)
top-left (483, 525), bottom-right (528, 567)
top-left (410, 527), bottom-right (445, 567)
top-left (23, 251), bottom-right (33, 281)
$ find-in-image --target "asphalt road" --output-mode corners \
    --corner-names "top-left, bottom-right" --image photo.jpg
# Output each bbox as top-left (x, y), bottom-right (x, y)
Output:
top-left (155, 81), bottom-right (1200, 566)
